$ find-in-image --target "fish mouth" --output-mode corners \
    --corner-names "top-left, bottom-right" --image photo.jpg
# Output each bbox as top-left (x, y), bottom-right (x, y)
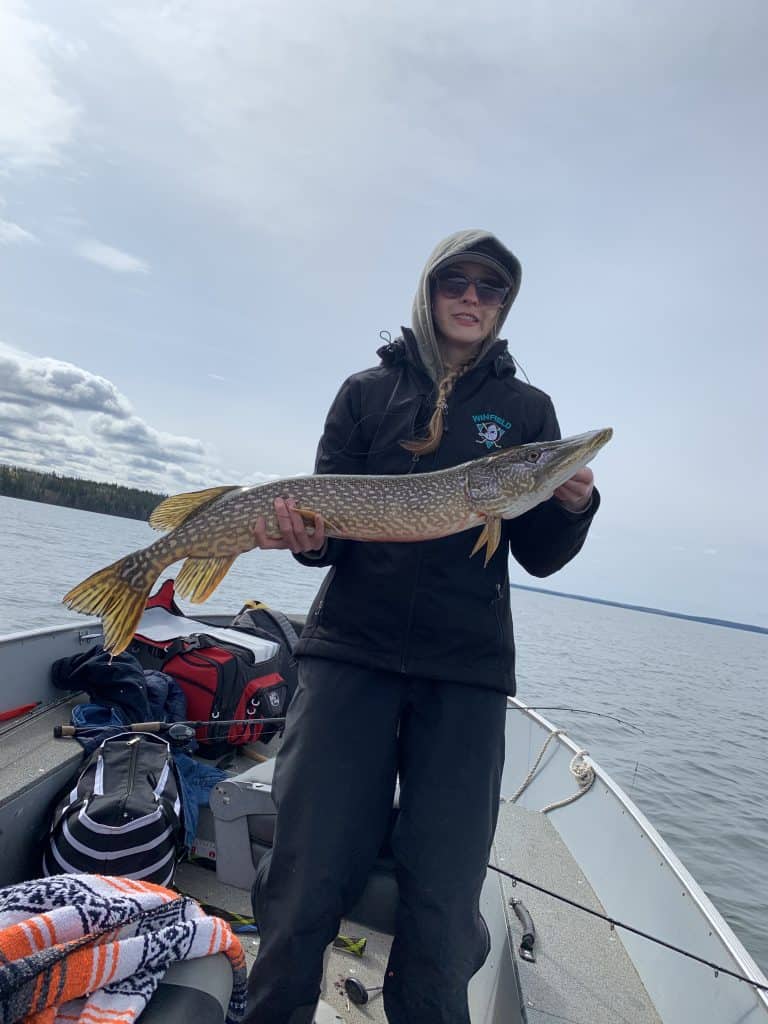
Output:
top-left (554, 427), bottom-right (613, 459)
top-left (539, 427), bottom-right (613, 489)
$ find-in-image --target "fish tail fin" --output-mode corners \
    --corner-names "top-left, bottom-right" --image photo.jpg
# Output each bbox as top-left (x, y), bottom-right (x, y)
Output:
top-left (63, 551), bottom-right (158, 655)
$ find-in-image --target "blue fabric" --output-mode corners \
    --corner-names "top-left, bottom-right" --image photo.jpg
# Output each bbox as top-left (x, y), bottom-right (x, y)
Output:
top-left (174, 753), bottom-right (229, 846)
top-left (71, 703), bottom-right (127, 731)
top-left (144, 670), bottom-right (187, 723)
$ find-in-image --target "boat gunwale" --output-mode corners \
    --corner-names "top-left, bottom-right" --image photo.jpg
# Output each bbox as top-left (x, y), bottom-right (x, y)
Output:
top-left (507, 695), bottom-right (768, 1005)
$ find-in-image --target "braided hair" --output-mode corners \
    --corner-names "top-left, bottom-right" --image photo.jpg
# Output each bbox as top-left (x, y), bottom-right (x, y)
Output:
top-left (400, 358), bottom-right (477, 455)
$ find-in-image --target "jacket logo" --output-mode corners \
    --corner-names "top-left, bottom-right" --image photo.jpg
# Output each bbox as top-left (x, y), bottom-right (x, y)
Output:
top-left (472, 412), bottom-right (511, 450)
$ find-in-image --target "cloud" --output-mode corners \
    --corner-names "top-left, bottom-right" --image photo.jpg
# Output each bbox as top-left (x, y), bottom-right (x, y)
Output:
top-left (0, 398), bottom-right (74, 431)
top-left (90, 414), bottom-right (207, 465)
top-left (0, 0), bottom-right (79, 169)
top-left (0, 341), bottom-right (235, 492)
top-left (0, 218), bottom-right (37, 244)
top-left (74, 0), bottom-right (761, 240)
top-left (77, 239), bottom-right (150, 274)
top-left (0, 341), bottom-right (133, 416)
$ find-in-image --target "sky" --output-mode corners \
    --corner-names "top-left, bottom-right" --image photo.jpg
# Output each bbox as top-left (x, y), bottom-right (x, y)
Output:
top-left (1, 0), bottom-right (766, 625)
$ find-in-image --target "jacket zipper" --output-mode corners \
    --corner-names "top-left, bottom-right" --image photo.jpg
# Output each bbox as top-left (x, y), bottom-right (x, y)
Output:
top-left (492, 583), bottom-right (504, 642)
top-left (400, 546), bottom-right (424, 672)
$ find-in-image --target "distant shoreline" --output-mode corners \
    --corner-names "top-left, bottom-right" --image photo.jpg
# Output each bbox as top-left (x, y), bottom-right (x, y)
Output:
top-left (0, 464), bottom-right (164, 522)
top-left (510, 583), bottom-right (768, 635)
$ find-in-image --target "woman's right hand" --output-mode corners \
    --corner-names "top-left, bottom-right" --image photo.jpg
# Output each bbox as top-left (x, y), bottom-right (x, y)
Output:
top-left (252, 497), bottom-right (326, 555)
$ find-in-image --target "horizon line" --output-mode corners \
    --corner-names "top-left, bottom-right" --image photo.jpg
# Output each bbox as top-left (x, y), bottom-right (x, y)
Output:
top-left (509, 584), bottom-right (768, 635)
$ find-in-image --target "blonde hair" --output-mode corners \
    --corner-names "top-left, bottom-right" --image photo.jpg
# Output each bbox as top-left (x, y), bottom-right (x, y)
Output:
top-left (400, 359), bottom-right (476, 455)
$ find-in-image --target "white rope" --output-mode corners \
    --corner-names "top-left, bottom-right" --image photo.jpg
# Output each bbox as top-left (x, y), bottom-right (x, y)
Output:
top-left (508, 728), bottom-right (565, 803)
top-left (507, 729), bottom-right (595, 813)
top-left (540, 750), bottom-right (595, 814)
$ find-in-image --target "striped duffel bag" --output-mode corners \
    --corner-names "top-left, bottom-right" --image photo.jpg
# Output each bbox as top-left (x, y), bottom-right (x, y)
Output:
top-left (43, 732), bottom-right (184, 887)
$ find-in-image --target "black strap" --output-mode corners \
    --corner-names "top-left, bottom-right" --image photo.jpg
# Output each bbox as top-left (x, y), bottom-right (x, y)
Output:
top-left (241, 602), bottom-right (300, 652)
top-left (260, 607), bottom-right (300, 652)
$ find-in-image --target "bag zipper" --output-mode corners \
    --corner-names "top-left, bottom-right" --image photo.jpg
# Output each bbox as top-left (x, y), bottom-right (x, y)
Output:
top-left (121, 737), bottom-right (140, 820)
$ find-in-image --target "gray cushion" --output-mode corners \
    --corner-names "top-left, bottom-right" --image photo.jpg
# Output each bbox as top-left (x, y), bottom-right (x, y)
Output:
top-left (140, 954), bottom-right (233, 1024)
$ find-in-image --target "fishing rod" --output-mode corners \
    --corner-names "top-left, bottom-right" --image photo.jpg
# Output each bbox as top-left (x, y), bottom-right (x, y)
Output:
top-left (489, 863), bottom-right (768, 993)
top-left (53, 704), bottom-right (639, 741)
top-left (53, 717), bottom-right (287, 739)
top-left (511, 706), bottom-right (644, 734)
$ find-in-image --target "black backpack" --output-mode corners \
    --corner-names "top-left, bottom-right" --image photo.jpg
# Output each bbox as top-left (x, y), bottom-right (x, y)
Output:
top-left (43, 732), bottom-right (184, 887)
top-left (229, 600), bottom-right (300, 717)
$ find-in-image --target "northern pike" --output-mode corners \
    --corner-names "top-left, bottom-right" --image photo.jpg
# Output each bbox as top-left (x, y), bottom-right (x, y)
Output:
top-left (63, 427), bottom-right (612, 655)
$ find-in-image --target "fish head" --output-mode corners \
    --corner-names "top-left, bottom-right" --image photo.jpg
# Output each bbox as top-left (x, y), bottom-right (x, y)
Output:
top-left (466, 428), bottom-right (613, 518)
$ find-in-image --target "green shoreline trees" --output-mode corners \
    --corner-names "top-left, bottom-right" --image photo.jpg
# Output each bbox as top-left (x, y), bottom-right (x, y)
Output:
top-left (0, 464), bottom-right (165, 521)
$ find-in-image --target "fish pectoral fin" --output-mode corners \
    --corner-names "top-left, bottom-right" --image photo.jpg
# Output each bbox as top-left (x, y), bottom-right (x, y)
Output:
top-left (149, 486), bottom-right (240, 532)
top-left (293, 506), bottom-right (340, 535)
top-left (292, 506), bottom-right (319, 532)
top-left (175, 555), bottom-right (236, 603)
top-left (469, 517), bottom-right (502, 567)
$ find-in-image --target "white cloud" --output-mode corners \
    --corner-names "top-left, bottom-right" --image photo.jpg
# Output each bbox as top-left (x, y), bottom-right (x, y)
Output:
top-left (80, 0), bottom-right (761, 239)
top-left (0, 341), bottom-right (133, 416)
top-left (0, 341), bottom-right (235, 491)
top-left (0, 1), bottom-right (79, 169)
top-left (0, 218), bottom-right (37, 244)
top-left (77, 239), bottom-right (150, 274)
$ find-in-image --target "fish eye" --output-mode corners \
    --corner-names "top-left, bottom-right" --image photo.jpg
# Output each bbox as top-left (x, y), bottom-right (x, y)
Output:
top-left (525, 450), bottom-right (540, 463)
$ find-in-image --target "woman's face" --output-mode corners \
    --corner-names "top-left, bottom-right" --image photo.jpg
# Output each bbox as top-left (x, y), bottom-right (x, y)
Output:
top-left (431, 260), bottom-right (506, 350)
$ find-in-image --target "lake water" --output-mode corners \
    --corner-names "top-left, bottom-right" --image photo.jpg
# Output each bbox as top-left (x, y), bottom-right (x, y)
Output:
top-left (0, 495), bottom-right (765, 975)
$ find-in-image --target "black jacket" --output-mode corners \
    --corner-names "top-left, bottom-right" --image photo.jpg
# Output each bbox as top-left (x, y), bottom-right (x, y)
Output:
top-left (294, 331), bottom-right (600, 693)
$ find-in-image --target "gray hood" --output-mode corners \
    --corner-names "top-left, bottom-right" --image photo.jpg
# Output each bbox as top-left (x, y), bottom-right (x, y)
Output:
top-left (411, 229), bottom-right (522, 384)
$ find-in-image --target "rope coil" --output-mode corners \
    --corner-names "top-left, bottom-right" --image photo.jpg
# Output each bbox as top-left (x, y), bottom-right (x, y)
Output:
top-left (508, 729), bottom-right (595, 813)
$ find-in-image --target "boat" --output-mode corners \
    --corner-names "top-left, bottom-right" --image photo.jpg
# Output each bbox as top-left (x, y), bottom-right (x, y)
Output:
top-left (1, 610), bottom-right (766, 1024)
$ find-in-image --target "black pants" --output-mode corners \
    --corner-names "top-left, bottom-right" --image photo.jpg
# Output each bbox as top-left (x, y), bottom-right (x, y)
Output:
top-left (244, 657), bottom-right (507, 1024)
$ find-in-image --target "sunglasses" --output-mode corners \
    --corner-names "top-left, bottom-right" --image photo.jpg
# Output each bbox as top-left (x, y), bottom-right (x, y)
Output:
top-left (433, 270), bottom-right (510, 307)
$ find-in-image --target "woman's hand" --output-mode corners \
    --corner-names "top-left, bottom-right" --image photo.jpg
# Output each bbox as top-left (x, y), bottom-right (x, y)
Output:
top-left (252, 497), bottom-right (327, 554)
top-left (553, 468), bottom-right (594, 513)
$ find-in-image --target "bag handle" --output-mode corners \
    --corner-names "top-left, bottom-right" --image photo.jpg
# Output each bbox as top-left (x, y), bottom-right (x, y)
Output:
top-left (242, 600), bottom-right (300, 652)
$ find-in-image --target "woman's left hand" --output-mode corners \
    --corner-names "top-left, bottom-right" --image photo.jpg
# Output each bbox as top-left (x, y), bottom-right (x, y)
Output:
top-left (553, 468), bottom-right (594, 513)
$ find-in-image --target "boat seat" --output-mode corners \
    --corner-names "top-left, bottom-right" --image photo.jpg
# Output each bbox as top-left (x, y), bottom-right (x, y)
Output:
top-left (210, 758), bottom-right (400, 934)
top-left (140, 954), bottom-right (234, 1024)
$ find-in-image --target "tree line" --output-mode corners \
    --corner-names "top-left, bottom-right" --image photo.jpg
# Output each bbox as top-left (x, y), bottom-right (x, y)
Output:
top-left (0, 464), bottom-right (166, 521)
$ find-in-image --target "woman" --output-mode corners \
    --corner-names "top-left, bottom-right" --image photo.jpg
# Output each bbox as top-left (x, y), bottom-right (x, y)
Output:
top-left (245, 230), bottom-right (599, 1024)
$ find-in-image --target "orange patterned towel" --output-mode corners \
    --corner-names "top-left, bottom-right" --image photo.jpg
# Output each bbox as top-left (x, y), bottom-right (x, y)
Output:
top-left (0, 874), bottom-right (246, 1024)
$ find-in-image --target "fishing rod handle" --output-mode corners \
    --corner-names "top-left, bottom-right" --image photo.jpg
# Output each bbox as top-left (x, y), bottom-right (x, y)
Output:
top-left (54, 721), bottom-right (166, 738)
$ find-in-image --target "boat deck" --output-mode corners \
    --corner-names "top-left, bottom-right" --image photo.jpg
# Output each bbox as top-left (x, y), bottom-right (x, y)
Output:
top-left (175, 799), bottom-right (662, 1024)
top-left (174, 859), bottom-right (392, 1023)
top-left (0, 694), bottom-right (662, 1023)
top-left (494, 801), bottom-right (661, 1024)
